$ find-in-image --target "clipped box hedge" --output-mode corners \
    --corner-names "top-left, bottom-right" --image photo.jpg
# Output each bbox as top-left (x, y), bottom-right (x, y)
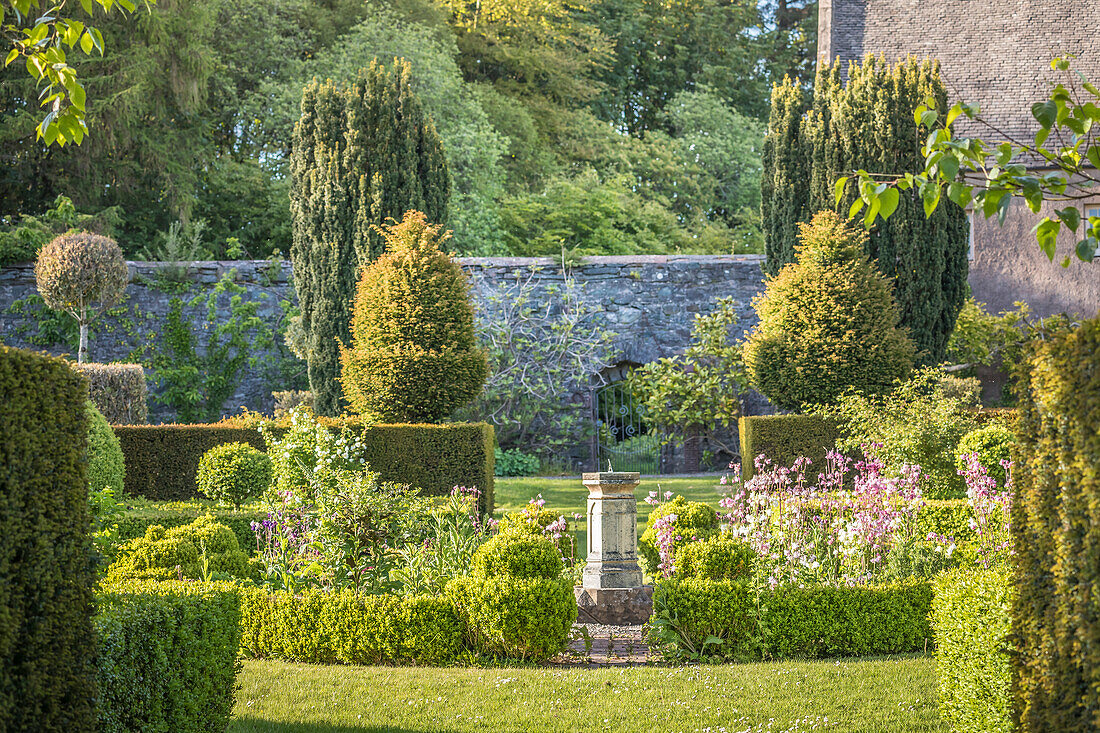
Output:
top-left (117, 503), bottom-right (266, 556)
top-left (239, 589), bottom-right (465, 666)
top-left (931, 569), bottom-right (1012, 733)
top-left (739, 414), bottom-right (839, 480)
top-left (95, 580), bottom-right (242, 733)
top-left (0, 346), bottom-right (97, 733)
top-left (654, 578), bottom-right (932, 660)
top-left (115, 421), bottom-right (496, 511)
top-left (1012, 316), bottom-right (1100, 732)
top-left (73, 362), bottom-right (149, 424)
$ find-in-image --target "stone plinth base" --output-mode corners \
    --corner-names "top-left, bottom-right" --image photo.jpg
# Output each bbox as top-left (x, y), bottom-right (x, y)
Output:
top-left (575, 586), bottom-right (653, 625)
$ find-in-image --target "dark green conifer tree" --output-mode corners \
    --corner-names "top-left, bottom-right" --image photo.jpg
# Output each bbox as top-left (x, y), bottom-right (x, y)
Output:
top-left (290, 58), bottom-right (451, 416)
top-left (761, 78), bottom-right (810, 275)
top-left (761, 56), bottom-right (968, 364)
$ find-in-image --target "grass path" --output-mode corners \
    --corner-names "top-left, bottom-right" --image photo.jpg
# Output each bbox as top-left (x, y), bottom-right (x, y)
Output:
top-left (231, 656), bottom-right (943, 732)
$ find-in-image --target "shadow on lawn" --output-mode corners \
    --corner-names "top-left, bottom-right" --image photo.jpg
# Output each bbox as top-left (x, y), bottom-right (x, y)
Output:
top-left (231, 719), bottom-right (463, 733)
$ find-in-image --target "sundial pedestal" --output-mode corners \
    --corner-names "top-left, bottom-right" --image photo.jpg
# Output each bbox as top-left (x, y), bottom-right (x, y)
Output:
top-left (574, 471), bottom-right (653, 625)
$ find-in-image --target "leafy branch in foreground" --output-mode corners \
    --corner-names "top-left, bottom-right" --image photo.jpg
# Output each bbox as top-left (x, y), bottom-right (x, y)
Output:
top-left (837, 57), bottom-right (1100, 264)
top-left (1, 0), bottom-right (154, 145)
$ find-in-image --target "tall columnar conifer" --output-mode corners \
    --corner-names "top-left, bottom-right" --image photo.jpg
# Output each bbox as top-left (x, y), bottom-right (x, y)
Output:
top-left (761, 79), bottom-right (810, 275)
top-left (290, 58), bottom-right (451, 416)
top-left (761, 56), bottom-right (968, 364)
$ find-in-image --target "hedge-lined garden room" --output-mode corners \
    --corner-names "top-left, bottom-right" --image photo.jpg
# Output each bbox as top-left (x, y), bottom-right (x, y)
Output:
top-left (1, 1), bottom-right (1099, 732)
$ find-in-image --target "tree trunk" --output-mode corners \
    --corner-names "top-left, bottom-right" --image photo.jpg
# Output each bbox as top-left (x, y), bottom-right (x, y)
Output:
top-left (78, 321), bottom-right (88, 364)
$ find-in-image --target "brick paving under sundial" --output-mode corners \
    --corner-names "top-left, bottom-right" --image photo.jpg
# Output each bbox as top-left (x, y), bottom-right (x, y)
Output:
top-left (552, 623), bottom-right (655, 667)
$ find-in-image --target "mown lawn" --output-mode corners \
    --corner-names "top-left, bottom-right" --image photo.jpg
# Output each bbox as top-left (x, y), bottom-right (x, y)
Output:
top-left (231, 656), bottom-right (944, 732)
top-left (494, 474), bottom-right (727, 526)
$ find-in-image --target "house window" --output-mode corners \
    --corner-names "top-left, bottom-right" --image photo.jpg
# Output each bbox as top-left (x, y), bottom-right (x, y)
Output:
top-left (1087, 206), bottom-right (1100, 258)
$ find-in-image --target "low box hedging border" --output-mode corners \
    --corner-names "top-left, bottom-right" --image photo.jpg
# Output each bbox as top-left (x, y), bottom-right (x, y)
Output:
top-left (117, 504), bottom-right (266, 556)
top-left (653, 578), bottom-right (932, 660)
top-left (739, 414), bottom-right (839, 480)
top-left (115, 421), bottom-right (495, 512)
top-left (95, 580), bottom-right (242, 733)
top-left (73, 362), bottom-right (148, 424)
top-left (931, 568), bottom-right (1012, 733)
top-left (763, 582), bottom-right (932, 658)
top-left (238, 589), bottom-right (465, 666)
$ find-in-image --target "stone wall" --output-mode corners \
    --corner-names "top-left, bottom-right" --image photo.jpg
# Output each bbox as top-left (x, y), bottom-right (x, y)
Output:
top-left (0, 255), bottom-right (768, 428)
top-left (819, 0), bottom-right (1100, 319)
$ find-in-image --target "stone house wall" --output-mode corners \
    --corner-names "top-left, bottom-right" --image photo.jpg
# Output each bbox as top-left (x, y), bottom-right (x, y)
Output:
top-left (820, 0), bottom-right (1100, 319)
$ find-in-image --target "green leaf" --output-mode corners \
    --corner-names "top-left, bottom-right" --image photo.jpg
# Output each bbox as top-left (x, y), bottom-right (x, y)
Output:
top-left (1084, 82), bottom-right (1100, 98)
top-left (847, 196), bottom-right (864, 220)
top-left (70, 82), bottom-right (85, 112)
top-left (4, 49), bottom-right (18, 67)
top-left (1056, 206), bottom-right (1081, 233)
top-left (1034, 127), bottom-right (1050, 148)
top-left (922, 186), bottom-right (941, 218)
top-left (939, 156), bottom-right (959, 181)
top-left (1075, 237), bottom-right (1097, 262)
top-left (1032, 100), bottom-right (1057, 128)
top-left (945, 103), bottom-right (963, 128)
top-left (946, 182), bottom-right (972, 209)
top-left (864, 196), bottom-right (881, 227)
top-left (919, 109), bottom-right (938, 129)
top-left (1087, 145), bottom-right (1100, 170)
top-left (1036, 218), bottom-right (1060, 261)
top-left (79, 31), bottom-right (94, 54)
top-left (878, 187), bottom-right (900, 219)
top-left (834, 176), bottom-right (848, 205)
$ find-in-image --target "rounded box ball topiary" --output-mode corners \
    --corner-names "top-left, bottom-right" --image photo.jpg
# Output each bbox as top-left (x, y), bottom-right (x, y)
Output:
top-left (471, 530), bottom-right (562, 580)
top-left (639, 495), bottom-right (719, 575)
top-left (956, 423), bottom-right (1015, 487)
top-left (86, 400), bottom-right (125, 495)
top-left (447, 574), bottom-right (577, 660)
top-left (107, 514), bottom-right (251, 582)
top-left (676, 535), bottom-right (756, 581)
top-left (196, 442), bottom-right (272, 509)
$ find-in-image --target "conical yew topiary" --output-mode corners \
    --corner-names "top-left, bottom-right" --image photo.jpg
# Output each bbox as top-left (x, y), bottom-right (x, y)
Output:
top-left (744, 211), bottom-right (916, 411)
top-left (340, 211), bottom-right (487, 423)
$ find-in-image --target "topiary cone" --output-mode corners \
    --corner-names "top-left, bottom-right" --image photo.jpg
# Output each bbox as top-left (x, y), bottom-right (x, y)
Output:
top-left (340, 211), bottom-right (487, 423)
top-left (743, 211), bottom-right (916, 410)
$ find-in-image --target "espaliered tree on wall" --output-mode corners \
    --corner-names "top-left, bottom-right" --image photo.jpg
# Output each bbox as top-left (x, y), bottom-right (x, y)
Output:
top-left (763, 56), bottom-right (969, 364)
top-left (290, 58), bottom-right (451, 416)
